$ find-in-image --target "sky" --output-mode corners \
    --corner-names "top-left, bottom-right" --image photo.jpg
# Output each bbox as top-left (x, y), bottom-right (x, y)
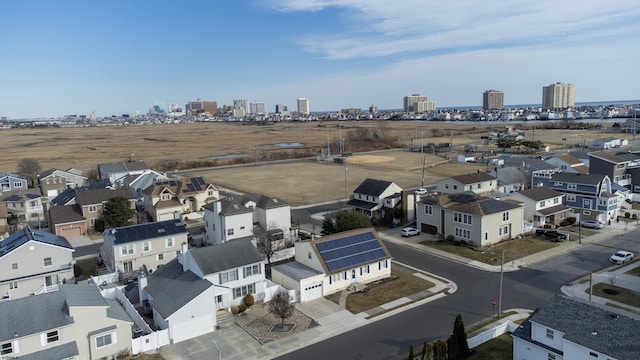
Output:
top-left (1, 0), bottom-right (639, 119)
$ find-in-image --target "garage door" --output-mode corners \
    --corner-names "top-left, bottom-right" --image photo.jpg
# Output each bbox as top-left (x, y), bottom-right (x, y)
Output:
top-left (59, 226), bottom-right (82, 237)
top-left (171, 315), bottom-right (215, 344)
top-left (421, 224), bottom-right (438, 235)
top-left (303, 282), bottom-right (323, 302)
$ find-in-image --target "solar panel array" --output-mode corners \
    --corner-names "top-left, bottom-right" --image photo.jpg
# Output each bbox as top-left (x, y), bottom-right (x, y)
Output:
top-left (184, 177), bottom-right (207, 192)
top-left (316, 231), bottom-right (388, 272)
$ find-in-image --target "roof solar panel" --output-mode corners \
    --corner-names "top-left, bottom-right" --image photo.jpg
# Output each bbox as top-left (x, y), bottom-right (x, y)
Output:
top-left (316, 231), bottom-right (388, 272)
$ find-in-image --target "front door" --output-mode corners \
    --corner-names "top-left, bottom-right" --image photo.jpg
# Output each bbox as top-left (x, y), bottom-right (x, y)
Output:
top-left (123, 261), bottom-right (133, 273)
top-left (45, 274), bottom-right (57, 286)
top-left (216, 295), bottom-right (224, 310)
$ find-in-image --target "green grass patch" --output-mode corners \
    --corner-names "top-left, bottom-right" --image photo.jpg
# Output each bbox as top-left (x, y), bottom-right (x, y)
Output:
top-left (74, 258), bottom-right (98, 278)
top-left (624, 262), bottom-right (640, 277)
top-left (467, 333), bottom-right (512, 360)
top-left (587, 283), bottom-right (640, 308)
top-left (419, 238), bottom-right (558, 264)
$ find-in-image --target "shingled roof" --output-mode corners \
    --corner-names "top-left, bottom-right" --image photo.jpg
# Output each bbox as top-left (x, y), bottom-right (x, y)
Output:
top-left (352, 178), bottom-right (396, 196)
top-left (450, 172), bottom-right (496, 185)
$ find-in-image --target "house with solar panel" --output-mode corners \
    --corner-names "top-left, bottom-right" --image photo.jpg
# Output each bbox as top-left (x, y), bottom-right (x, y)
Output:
top-left (512, 295), bottom-right (640, 360)
top-left (346, 178), bottom-right (403, 219)
top-left (142, 177), bottom-right (219, 222)
top-left (101, 220), bottom-right (189, 279)
top-left (0, 227), bottom-right (75, 301)
top-left (98, 161), bottom-right (150, 188)
top-left (416, 192), bottom-right (524, 247)
top-left (1, 189), bottom-right (45, 227)
top-left (0, 284), bottom-right (134, 360)
top-left (271, 228), bottom-right (392, 303)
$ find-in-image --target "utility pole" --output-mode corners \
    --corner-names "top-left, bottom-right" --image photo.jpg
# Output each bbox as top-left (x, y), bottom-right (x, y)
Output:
top-left (498, 250), bottom-right (504, 317)
top-left (589, 272), bottom-right (593, 302)
top-left (421, 129), bottom-right (425, 187)
top-left (344, 158), bottom-right (348, 200)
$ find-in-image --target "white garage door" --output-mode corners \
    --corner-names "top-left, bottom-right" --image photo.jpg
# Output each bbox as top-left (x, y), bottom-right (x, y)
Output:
top-left (170, 315), bottom-right (215, 344)
top-left (303, 282), bottom-right (323, 302)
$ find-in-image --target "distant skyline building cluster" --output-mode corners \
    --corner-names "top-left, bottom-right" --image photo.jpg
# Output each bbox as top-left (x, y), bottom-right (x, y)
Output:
top-left (403, 94), bottom-right (436, 113)
top-left (542, 82), bottom-right (575, 109)
top-left (483, 90), bottom-right (504, 110)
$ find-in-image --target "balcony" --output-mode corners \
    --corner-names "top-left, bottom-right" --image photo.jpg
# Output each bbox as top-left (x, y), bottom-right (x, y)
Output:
top-left (614, 174), bottom-right (632, 186)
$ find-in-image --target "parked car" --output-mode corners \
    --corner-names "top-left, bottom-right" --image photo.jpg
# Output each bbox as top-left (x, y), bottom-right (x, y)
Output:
top-left (401, 227), bottom-right (420, 237)
top-left (580, 220), bottom-right (604, 229)
top-left (610, 250), bottom-right (634, 264)
top-left (415, 188), bottom-right (428, 196)
top-left (535, 229), bottom-right (567, 242)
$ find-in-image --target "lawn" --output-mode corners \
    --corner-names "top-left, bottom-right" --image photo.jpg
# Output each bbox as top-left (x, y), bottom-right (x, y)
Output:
top-left (74, 258), bottom-right (99, 278)
top-left (587, 283), bottom-right (640, 308)
top-left (467, 333), bottom-right (513, 360)
top-left (419, 238), bottom-right (558, 264)
top-left (326, 265), bottom-right (436, 314)
top-left (625, 262), bottom-right (640, 276)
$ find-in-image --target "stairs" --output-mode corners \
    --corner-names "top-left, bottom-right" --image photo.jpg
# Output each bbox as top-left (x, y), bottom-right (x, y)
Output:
top-left (216, 311), bottom-right (235, 328)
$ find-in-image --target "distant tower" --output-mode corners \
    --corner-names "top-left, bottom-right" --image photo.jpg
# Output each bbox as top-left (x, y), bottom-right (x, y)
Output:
top-left (403, 94), bottom-right (429, 112)
top-left (483, 90), bottom-right (504, 110)
top-left (542, 82), bottom-right (575, 109)
top-left (369, 105), bottom-right (378, 114)
top-left (297, 98), bottom-right (310, 115)
top-left (250, 102), bottom-right (265, 114)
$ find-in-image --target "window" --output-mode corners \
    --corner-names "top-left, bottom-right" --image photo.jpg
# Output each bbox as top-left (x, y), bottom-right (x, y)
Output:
top-left (90, 218), bottom-right (96, 226)
top-left (120, 244), bottom-right (134, 256)
top-left (44, 257), bottom-right (52, 266)
top-left (453, 212), bottom-right (472, 225)
top-left (598, 199), bottom-right (607, 206)
top-left (233, 283), bottom-right (255, 299)
top-left (548, 354), bottom-right (556, 360)
top-left (566, 194), bottom-right (576, 202)
top-left (502, 212), bottom-right (509, 221)
top-left (538, 201), bottom-right (545, 208)
top-left (567, 183), bottom-right (577, 190)
top-left (47, 330), bottom-right (59, 343)
top-left (499, 226), bottom-right (509, 236)
top-left (425, 205), bottom-right (433, 215)
top-left (455, 228), bottom-right (471, 239)
top-left (208, 190), bottom-right (214, 196)
top-left (143, 242), bottom-right (150, 252)
top-left (176, 250), bottom-right (181, 256)
top-left (583, 199), bottom-right (591, 208)
top-left (157, 253), bottom-right (164, 261)
top-left (240, 226), bottom-right (245, 230)
top-left (46, 179), bottom-right (51, 185)
top-left (227, 229), bottom-right (234, 236)
top-left (453, 185), bottom-right (458, 190)
top-left (89, 205), bottom-right (97, 212)
top-left (11, 263), bottom-right (17, 270)
top-left (96, 333), bottom-right (113, 348)
top-left (166, 237), bottom-right (174, 247)
top-left (445, 184), bottom-right (449, 189)
top-left (1, 342), bottom-right (12, 355)
top-left (589, 351), bottom-right (598, 358)
top-left (9, 282), bottom-right (17, 289)
top-left (14, 182), bottom-right (23, 188)
top-left (219, 269), bottom-right (238, 284)
top-left (160, 193), bottom-right (171, 201)
top-left (243, 264), bottom-right (262, 277)
top-left (29, 200), bottom-right (38, 208)
top-left (553, 198), bottom-right (559, 204)
top-left (546, 328), bottom-right (554, 339)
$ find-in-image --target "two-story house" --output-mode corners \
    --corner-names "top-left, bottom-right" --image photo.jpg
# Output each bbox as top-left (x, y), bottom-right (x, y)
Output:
top-left (1, 189), bottom-right (44, 226)
top-left (487, 166), bottom-right (527, 194)
top-left (0, 284), bottom-right (134, 360)
top-left (588, 151), bottom-right (632, 188)
top-left (0, 227), bottom-right (75, 301)
top-left (416, 192), bottom-right (524, 247)
top-left (98, 161), bottom-right (150, 188)
top-left (38, 168), bottom-right (87, 197)
top-left (142, 177), bottom-right (219, 222)
top-left (0, 203), bottom-right (9, 240)
top-left (271, 228), bottom-right (392, 302)
top-left (544, 154), bottom-right (589, 174)
top-left (436, 172), bottom-right (497, 196)
top-left (531, 170), bottom-right (619, 223)
top-left (346, 178), bottom-right (402, 219)
top-left (512, 295), bottom-right (640, 360)
top-left (0, 172), bottom-right (28, 193)
top-left (587, 136), bottom-right (628, 150)
top-left (504, 187), bottom-right (571, 227)
top-left (101, 220), bottom-right (189, 278)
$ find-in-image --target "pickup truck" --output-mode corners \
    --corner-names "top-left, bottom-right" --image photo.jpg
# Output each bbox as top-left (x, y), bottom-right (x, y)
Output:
top-left (535, 229), bottom-right (567, 242)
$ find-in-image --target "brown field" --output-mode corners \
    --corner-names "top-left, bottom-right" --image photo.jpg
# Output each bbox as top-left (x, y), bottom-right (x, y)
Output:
top-left (0, 120), bottom-right (624, 205)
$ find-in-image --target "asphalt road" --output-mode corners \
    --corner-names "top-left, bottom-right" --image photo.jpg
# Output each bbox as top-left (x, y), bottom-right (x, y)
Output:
top-left (276, 227), bottom-right (640, 360)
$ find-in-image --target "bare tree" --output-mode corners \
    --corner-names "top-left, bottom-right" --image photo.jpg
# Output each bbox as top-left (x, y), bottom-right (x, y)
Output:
top-left (256, 222), bottom-right (285, 271)
top-left (608, 274), bottom-right (618, 287)
top-left (269, 290), bottom-right (295, 327)
top-left (17, 158), bottom-right (41, 187)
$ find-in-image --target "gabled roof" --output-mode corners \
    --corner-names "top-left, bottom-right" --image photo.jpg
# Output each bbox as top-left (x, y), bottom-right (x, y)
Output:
top-left (145, 259), bottom-right (213, 318)
top-left (429, 192), bottom-right (521, 216)
top-left (251, 194), bottom-right (289, 209)
top-left (310, 228), bottom-right (392, 274)
top-left (0, 226), bottom-right (73, 257)
top-left (553, 154), bottom-right (583, 165)
top-left (589, 151), bottom-right (628, 164)
top-left (450, 172), bottom-right (496, 185)
top-left (512, 295), bottom-right (640, 360)
top-left (2, 189), bottom-right (42, 202)
top-left (190, 238), bottom-right (264, 275)
top-left (352, 178), bottom-right (396, 196)
top-left (517, 187), bottom-right (564, 201)
top-left (550, 172), bottom-right (607, 185)
top-left (49, 205), bottom-right (85, 225)
top-left (17, 341), bottom-right (79, 360)
top-left (0, 172), bottom-right (25, 180)
top-left (209, 197), bottom-right (253, 216)
top-left (51, 188), bottom-right (78, 206)
top-left (75, 187), bottom-right (133, 206)
top-left (492, 167), bottom-right (526, 185)
top-left (38, 168), bottom-right (87, 180)
top-left (106, 219), bottom-right (188, 245)
top-left (98, 161), bottom-right (149, 174)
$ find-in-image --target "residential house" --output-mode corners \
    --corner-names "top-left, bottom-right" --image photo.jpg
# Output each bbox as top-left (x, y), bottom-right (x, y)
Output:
top-left (416, 192), bottom-right (524, 247)
top-left (544, 154), bottom-right (589, 174)
top-left (0, 227), bottom-right (74, 301)
top-left (38, 168), bottom-right (87, 197)
top-left (614, 151), bottom-right (640, 198)
top-left (487, 166), bottom-right (527, 194)
top-left (346, 178), bottom-right (402, 219)
top-left (203, 194), bottom-right (292, 246)
top-left (567, 150), bottom-right (591, 167)
top-left (142, 177), bottom-right (218, 222)
top-left (0, 203), bottom-right (9, 239)
top-left (1, 189), bottom-right (44, 226)
top-left (436, 172), bottom-right (497, 196)
top-left (587, 136), bottom-right (628, 150)
top-left (128, 169), bottom-right (169, 203)
top-left (522, 161), bottom-right (558, 188)
top-left (512, 295), bottom-right (640, 360)
top-left (101, 220), bottom-right (189, 277)
top-left (48, 204), bottom-right (88, 238)
top-left (98, 161), bottom-right (150, 188)
top-left (271, 228), bottom-right (392, 302)
top-left (140, 238), bottom-right (266, 343)
top-left (0, 172), bottom-right (28, 193)
top-left (588, 151), bottom-right (632, 188)
top-left (0, 284), bottom-right (134, 360)
top-left (504, 187), bottom-right (571, 227)
top-left (531, 170), bottom-right (619, 223)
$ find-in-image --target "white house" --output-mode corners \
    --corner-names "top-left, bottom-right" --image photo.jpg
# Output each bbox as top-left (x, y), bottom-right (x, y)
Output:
top-left (587, 136), bottom-right (628, 150)
top-left (436, 172), bottom-right (497, 196)
top-left (346, 178), bottom-right (403, 219)
top-left (544, 154), bottom-right (589, 174)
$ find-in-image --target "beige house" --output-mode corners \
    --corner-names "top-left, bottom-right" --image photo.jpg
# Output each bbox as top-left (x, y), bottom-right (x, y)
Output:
top-left (142, 177), bottom-right (219, 222)
top-left (101, 220), bottom-right (189, 278)
top-left (0, 284), bottom-right (134, 359)
top-left (38, 168), bottom-right (87, 197)
top-left (416, 192), bottom-right (524, 247)
top-left (436, 172), bottom-right (497, 196)
top-left (271, 228), bottom-right (392, 302)
top-left (504, 187), bottom-right (572, 227)
top-left (0, 227), bottom-right (75, 301)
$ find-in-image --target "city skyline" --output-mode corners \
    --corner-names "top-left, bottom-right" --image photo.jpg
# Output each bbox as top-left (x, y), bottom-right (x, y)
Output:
top-left (1, 1), bottom-right (639, 119)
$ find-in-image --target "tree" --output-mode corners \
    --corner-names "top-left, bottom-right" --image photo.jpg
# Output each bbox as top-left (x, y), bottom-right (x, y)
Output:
top-left (421, 341), bottom-right (433, 360)
top-left (321, 216), bottom-right (338, 235)
top-left (269, 290), bottom-right (295, 327)
top-left (408, 345), bottom-right (415, 360)
top-left (103, 196), bottom-right (135, 228)
top-left (432, 339), bottom-right (447, 360)
top-left (17, 158), bottom-right (41, 187)
top-left (496, 138), bottom-right (517, 152)
top-left (322, 210), bottom-right (371, 235)
top-left (448, 314), bottom-right (470, 359)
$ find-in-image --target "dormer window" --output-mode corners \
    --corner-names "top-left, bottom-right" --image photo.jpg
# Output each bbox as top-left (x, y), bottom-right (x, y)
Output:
top-left (161, 193), bottom-right (171, 201)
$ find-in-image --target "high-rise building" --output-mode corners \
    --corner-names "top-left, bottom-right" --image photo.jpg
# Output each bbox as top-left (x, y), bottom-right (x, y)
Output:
top-left (275, 104), bottom-right (288, 113)
top-left (483, 90), bottom-right (504, 110)
top-left (250, 102), bottom-right (265, 114)
top-left (203, 101), bottom-right (217, 114)
top-left (233, 99), bottom-right (249, 112)
top-left (186, 99), bottom-right (217, 115)
top-left (542, 82), bottom-right (575, 109)
top-left (369, 105), bottom-right (378, 114)
top-left (403, 94), bottom-right (429, 113)
top-left (297, 98), bottom-right (310, 114)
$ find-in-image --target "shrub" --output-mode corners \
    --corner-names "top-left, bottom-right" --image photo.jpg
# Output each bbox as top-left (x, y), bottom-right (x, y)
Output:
top-left (625, 212), bottom-right (631, 218)
top-left (446, 235), bottom-right (455, 242)
top-left (633, 214), bottom-right (638, 220)
top-left (244, 293), bottom-right (255, 307)
top-left (543, 224), bottom-right (552, 229)
top-left (559, 220), bottom-right (570, 227)
top-left (230, 305), bottom-right (239, 314)
top-left (566, 217), bottom-right (577, 225)
top-left (238, 304), bottom-right (247, 313)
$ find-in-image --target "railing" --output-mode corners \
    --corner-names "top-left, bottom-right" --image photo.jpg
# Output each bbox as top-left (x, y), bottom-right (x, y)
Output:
top-left (34, 284), bottom-right (60, 295)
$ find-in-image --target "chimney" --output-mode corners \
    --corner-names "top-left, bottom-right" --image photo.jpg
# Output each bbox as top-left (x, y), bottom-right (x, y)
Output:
top-left (138, 274), bottom-right (148, 302)
top-left (181, 242), bottom-right (189, 272)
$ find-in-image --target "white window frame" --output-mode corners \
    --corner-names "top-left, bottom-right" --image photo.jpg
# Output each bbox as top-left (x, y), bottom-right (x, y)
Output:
top-left (143, 242), bottom-right (151, 252)
top-left (425, 205), bottom-right (433, 215)
top-left (166, 237), bottom-right (174, 247)
top-left (227, 229), bottom-right (234, 236)
top-left (89, 205), bottom-right (97, 212)
top-left (1, 342), bottom-right (13, 355)
top-left (219, 269), bottom-right (238, 284)
top-left (233, 283), bottom-right (255, 299)
top-left (566, 194), bottom-right (576, 202)
top-left (567, 183), bottom-right (577, 190)
top-left (546, 328), bottom-right (554, 339)
top-left (502, 211), bottom-right (509, 221)
top-left (160, 193), bottom-right (171, 201)
top-left (9, 281), bottom-right (17, 289)
top-left (44, 257), bottom-right (52, 267)
top-left (95, 333), bottom-right (115, 348)
top-left (46, 330), bottom-right (59, 344)
top-left (157, 253), bottom-right (164, 261)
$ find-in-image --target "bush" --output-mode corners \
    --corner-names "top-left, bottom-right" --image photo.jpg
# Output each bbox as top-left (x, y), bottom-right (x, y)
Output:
top-left (543, 224), bottom-right (552, 229)
top-left (633, 214), bottom-right (638, 220)
top-left (566, 217), bottom-right (576, 225)
top-left (625, 212), bottom-right (631, 218)
top-left (238, 304), bottom-right (247, 313)
top-left (244, 293), bottom-right (255, 307)
top-left (230, 305), bottom-right (239, 314)
top-left (559, 220), bottom-right (570, 227)
top-left (446, 235), bottom-right (455, 242)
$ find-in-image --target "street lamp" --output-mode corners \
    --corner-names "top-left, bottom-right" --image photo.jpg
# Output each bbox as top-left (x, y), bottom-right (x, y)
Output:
top-left (211, 340), bottom-right (221, 360)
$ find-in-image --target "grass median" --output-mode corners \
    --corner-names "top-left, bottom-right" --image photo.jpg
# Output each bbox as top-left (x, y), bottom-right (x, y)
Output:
top-left (419, 238), bottom-right (559, 264)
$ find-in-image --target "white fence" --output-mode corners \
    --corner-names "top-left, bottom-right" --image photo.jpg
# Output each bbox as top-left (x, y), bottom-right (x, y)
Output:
top-left (467, 321), bottom-right (518, 349)
top-left (91, 271), bottom-right (119, 286)
top-left (260, 279), bottom-right (298, 303)
top-left (132, 329), bottom-right (170, 354)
